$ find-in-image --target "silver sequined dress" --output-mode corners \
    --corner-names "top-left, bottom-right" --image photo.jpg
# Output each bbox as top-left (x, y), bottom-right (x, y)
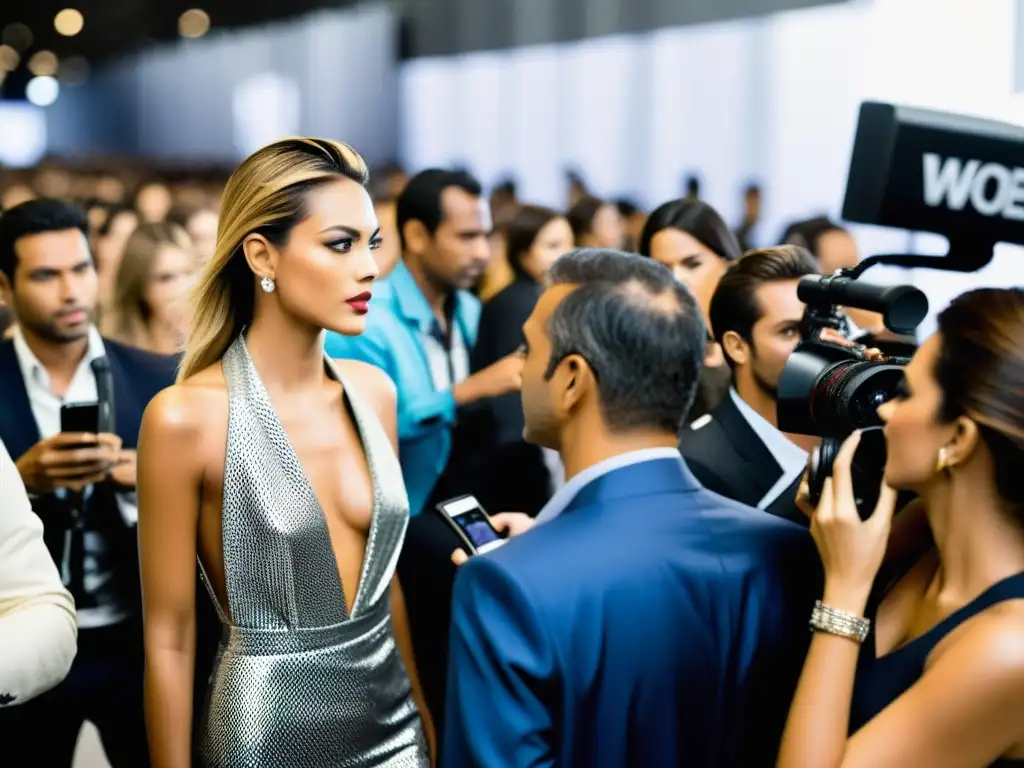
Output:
top-left (198, 336), bottom-right (428, 767)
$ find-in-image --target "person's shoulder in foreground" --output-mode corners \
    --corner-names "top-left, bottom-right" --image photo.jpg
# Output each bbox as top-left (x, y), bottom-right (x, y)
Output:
top-left (0, 439), bottom-right (77, 706)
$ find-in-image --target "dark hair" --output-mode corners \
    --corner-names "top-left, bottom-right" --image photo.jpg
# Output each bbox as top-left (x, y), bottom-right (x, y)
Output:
top-left (709, 245), bottom-right (820, 367)
top-left (566, 196), bottom-right (608, 244)
top-left (615, 198), bottom-right (640, 218)
top-left (638, 198), bottom-right (743, 263)
top-left (934, 288), bottom-right (1024, 510)
top-left (506, 205), bottom-right (564, 281)
top-left (684, 174), bottom-right (701, 198)
top-left (544, 248), bottom-right (706, 433)
top-left (0, 198), bottom-right (89, 284)
top-left (780, 216), bottom-right (848, 257)
top-left (395, 168), bottom-right (483, 251)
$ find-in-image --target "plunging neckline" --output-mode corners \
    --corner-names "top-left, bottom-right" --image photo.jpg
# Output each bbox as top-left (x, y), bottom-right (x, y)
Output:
top-left (235, 336), bottom-right (382, 623)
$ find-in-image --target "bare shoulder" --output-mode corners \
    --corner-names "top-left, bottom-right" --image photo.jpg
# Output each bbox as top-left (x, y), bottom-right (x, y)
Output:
top-left (334, 359), bottom-right (397, 411)
top-left (935, 599), bottom-right (1024, 695)
top-left (142, 363), bottom-right (227, 444)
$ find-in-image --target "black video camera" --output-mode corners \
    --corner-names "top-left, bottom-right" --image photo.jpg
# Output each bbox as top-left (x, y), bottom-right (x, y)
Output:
top-left (778, 101), bottom-right (1024, 515)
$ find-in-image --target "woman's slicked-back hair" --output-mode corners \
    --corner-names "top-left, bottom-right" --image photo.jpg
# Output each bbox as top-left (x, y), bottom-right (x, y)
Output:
top-left (178, 137), bottom-right (369, 382)
top-left (638, 198), bottom-right (743, 263)
top-left (934, 287), bottom-right (1024, 510)
top-left (505, 204), bottom-right (563, 280)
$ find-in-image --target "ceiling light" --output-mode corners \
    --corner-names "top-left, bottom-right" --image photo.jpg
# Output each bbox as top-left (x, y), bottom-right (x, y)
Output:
top-left (28, 50), bottom-right (59, 77)
top-left (2, 23), bottom-right (33, 51)
top-left (179, 9), bottom-right (211, 39)
top-left (58, 56), bottom-right (89, 85)
top-left (0, 44), bottom-right (18, 71)
top-left (26, 75), bottom-right (60, 107)
top-left (54, 9), bottom-right (84, 37)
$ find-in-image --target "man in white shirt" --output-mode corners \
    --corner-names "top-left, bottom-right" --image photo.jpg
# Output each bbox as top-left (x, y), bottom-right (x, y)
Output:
top-left (679, 245), bottom-right (821, 522)
top-left (0, 438), bottom-right (77, 706)
top-left (0, 199), bottom-right (178, 766)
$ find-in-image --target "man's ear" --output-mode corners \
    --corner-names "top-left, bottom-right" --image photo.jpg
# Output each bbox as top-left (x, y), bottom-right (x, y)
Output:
top-left (0, 272), bottom-right (12, 307)
top-left (721, 330), bottom-right (749, 367)
top-left (241, 234), bottom-right (276, 282)
top-left (402, 219), bottom-right (431, 256)
top-left (555, 354), bottom-right (595, 414)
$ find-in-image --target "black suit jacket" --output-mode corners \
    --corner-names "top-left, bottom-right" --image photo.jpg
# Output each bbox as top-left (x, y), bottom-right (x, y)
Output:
top-left (0, 337), bottom-right (178, 613)
top-left (679, 393), bottom-right (807, 526)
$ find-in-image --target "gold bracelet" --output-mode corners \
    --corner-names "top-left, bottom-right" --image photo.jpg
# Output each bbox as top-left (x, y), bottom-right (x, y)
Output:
top-left (809, 600), bottom-right (870, 643)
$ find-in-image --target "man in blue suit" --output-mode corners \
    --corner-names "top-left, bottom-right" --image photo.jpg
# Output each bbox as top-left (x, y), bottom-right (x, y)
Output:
top-left (444, 249), bottom-right (821, 767)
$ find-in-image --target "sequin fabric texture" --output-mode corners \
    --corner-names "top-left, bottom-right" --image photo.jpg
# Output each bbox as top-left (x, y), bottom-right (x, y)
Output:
top-left (198, 336), bottom-right (428, 767)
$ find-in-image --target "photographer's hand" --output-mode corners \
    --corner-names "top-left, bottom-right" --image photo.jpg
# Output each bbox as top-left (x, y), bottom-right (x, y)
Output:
top-left (810, 430), bottom-right (898, 615)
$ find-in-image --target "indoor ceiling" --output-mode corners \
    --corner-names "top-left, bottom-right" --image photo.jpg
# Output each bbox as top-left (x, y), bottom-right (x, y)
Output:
top-left (0, 1), bottom-right (351, 75)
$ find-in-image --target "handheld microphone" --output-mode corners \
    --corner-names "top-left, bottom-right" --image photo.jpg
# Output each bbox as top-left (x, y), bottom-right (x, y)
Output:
top-left (797, 275), bottom-right (929, 334)
top-left (90, 356), bottom-right (116, 434)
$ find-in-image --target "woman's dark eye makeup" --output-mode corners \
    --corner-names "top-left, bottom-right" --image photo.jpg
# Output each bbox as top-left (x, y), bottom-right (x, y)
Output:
top-left (327, 238), bottom-right (355, 252)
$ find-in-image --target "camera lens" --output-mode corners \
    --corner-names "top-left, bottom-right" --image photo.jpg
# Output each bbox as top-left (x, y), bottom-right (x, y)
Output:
top-left (807, 360), bottom-right (904, 436)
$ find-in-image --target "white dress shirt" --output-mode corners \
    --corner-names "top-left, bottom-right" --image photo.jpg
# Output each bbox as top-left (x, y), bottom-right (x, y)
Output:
top-left (535, 447), bottom-right (682, 524)
top-left (12, 326), bottom-right (136, 628)
top-left (0, 439), bottom-right (77, 707)
top-left (727, 388), bottom-right (808, 510)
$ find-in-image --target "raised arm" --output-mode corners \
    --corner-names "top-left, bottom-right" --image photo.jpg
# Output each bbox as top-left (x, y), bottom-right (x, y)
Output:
top-left (137, 387), bottom-right (206, 768)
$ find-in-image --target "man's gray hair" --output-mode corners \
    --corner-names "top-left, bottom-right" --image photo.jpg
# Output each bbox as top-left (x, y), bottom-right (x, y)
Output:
top-left (543, 248), bottom-right (707, 433)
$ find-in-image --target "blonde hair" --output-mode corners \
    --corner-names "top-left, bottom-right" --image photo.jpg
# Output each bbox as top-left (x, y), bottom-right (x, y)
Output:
top-left (108, 222), bottom-right (192, 347)
top-left (177, 138), bottom-right (369, 381)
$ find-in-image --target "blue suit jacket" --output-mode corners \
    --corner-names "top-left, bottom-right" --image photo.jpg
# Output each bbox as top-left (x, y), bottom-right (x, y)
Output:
top-left (324, 261), bottom-right (480, 516)
top-left (443, 457), bottom-right (821, 768)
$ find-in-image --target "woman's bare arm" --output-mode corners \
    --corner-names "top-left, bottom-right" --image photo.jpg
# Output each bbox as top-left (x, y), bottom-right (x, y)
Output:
top-left (138, 386), bottom-right (206, 768)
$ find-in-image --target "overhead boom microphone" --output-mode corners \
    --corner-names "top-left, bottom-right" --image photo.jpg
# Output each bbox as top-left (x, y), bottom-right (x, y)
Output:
top-left (797, 275), bottom-right (929, 334)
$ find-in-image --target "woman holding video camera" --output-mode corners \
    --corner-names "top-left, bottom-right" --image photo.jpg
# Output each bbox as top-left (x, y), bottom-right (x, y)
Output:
top-left (778, 287), bottom-right (1024, 768)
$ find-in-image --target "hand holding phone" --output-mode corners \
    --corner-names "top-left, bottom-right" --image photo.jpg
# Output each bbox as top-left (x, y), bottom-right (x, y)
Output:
top-left (436, 495), bottom-right (506, 556)
top-left (15, 431), bottom-right (122, 495)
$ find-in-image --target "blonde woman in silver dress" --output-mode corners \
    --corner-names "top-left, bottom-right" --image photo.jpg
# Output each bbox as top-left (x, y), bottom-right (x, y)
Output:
top-left (137, 138), bottom-right (434, 767)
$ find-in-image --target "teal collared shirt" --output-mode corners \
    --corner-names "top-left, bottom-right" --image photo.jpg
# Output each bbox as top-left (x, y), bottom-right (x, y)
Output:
top-left (325, 261), bottom-right (481, 516)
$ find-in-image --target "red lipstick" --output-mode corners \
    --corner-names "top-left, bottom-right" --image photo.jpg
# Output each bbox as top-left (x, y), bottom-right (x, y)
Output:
top-left (346, 291), bottom-right (372, 314)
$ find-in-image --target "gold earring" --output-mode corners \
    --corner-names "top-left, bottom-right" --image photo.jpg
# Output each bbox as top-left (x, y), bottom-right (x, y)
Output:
top-left (935, 447), bottom-right (948, 473)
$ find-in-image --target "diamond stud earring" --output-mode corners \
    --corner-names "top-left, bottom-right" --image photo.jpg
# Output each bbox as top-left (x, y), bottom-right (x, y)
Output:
top-left (260, 276), bottom-right (276, 293)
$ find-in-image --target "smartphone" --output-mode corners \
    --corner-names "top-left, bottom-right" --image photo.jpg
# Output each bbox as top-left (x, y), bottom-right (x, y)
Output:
top-left (435, 495), bottom-right (506, 555)
top-left (60, 402), bottom-right (100, 434)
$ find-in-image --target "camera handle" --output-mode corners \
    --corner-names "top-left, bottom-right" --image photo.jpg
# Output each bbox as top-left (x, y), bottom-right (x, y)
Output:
top-left (845, 233), bottom-right (999, 279)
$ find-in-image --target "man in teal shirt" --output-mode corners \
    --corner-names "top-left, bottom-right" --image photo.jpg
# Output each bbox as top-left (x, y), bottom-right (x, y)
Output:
top-left (325, 168), bottom-right (523, 517)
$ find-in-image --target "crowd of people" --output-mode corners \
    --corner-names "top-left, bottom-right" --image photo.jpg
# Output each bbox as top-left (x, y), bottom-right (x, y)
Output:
top-left (0, 138), bottom-right (1022, 768)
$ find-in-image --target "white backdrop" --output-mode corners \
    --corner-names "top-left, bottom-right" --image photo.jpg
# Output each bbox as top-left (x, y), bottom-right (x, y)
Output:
top-left (399, 0), bottom-right (1024, 335)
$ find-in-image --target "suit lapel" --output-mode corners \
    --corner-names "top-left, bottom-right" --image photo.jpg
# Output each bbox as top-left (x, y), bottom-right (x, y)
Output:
top-left (0, 341), bottom-right (41, 462)
top-left (102, 343), bottom-right (144, 449)
top-left (714, 395), bottom-right (783, 503)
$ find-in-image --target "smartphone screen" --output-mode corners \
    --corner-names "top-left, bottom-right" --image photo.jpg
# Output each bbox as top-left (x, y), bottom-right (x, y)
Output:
top-left (60, 402), bottom-right (100, 434)
top-left (439, 496), bottom-right (504, 554)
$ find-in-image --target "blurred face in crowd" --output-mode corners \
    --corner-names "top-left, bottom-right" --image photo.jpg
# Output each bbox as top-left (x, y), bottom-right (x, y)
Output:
top-left (519, 217), bottom-right (574, 282)
top-left (724, 279), bottom-right (804, 399)
top-left (244, 176), bottom-right (380, 337)
top-left (186, 208), bottom-right (219, 267)
top-left (815, 228), bottom-right (858, 276)
top-left (145, 243), bottom-right (195, 330)
top-left (95, 209), bottom-right (139, 301)
top-left (648, 227), bottom-right (728, 322)
top-left (95, 176), bottom-right (126, 204)
top-left (2, 185), bottom-right (35, 211)
top-left (406, 186), bottom-right (492, 291)
top-left (585, 203), bottom-right (626, 250)
top-left (1, 228), bottom-right (98, 344)
top-left (743, 190), bottom-right (762, 224)
top-left (520, 283), bottom-right (580, 451)
top-left (136, 183), bottom-right (173, 223)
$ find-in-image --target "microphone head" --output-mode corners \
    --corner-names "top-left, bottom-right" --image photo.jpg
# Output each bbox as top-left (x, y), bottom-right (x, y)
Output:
top-left (90, 356), bottom-right (111, 375)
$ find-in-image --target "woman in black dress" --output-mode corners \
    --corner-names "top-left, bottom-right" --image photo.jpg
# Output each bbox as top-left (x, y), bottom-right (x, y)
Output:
top-left (778, 287), bottom-right (1024, 768)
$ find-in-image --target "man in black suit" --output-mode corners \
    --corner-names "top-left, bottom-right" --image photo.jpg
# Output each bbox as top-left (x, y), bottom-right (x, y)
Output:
top-left (679, 245), bottom-right (820, 524)
top-left (0, 199), bottom-right (206, 765)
